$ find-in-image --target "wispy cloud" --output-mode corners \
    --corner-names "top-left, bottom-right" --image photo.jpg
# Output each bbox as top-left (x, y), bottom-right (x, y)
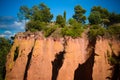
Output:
top-left (4, 30), bottom-right (12, 35)
top-left (0, 16), bottom-right (15, 24)
top-left (0, 34), bottom-right (6, 37)
top-left (0, 16), bottom-right (26, 38)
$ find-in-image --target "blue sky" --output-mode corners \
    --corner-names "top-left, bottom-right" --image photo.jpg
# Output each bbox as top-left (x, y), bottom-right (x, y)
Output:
top-left (0, 0), bottom-right (120, 38)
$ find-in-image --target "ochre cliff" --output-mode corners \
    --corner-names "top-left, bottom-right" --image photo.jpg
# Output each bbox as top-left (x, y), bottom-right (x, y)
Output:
top-left (5, 32), bottom-right (120, 80)
top-left (93, 37), bottom-right (120, 80)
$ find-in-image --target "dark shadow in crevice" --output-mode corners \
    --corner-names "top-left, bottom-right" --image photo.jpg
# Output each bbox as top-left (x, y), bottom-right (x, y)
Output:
top-left (74, 51), bottom-right (95, 80)
top-left (108, 46), bottom-right (120, 80)
top-left (2, 66), bottom-right (6, 80)
top-left (111, 54), bottom-right (120, 80)
top-left (74, 37), bottom-right (96, 80)
top-left (23, 47), bottom-right (34, 80)
top-left (51, 50), bottom-right (65, 80)
top-left (112, 64), bottom-right (120, 80)
top-left (14, 46), bottom-right (19, 61)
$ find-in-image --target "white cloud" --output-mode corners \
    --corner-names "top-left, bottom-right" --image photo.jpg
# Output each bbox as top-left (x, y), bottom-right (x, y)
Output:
top-left (0, 16), bottom-right (27, 38)
top-left (0, 34), bottom-right (6, 37)
top-left (0, 32), bottom-right (16, 39)
top-left (0, 20), bottom-right (26, 31)
top-left (4, 31), bottom-right (12, 35)
top-left (12, 20), bottom-right (26, 31)
top-left (0, 31), bottom-right (13, 38)
top-left (14, 21), bottom-right (23, 26)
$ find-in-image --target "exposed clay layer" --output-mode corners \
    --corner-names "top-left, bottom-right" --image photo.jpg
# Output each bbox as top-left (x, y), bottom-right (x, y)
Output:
top-left (5, 32), bottom-right (120, 80)
top-left (93, 37), bottom-right (120, 80)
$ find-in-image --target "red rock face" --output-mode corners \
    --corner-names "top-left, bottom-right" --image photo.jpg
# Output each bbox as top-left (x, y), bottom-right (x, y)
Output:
top-left (92, 38), bottom-right (112, 80)
top-left (93, 37), bottom-right (120, 80)
top-left (6, 38), bottom-right (35, 80)
top-left (5, 33), bottom-right (120, 80)
top-left (27, 38), bottom-right (64, 80)
top-left (57, 37), bottom-right (89, 80)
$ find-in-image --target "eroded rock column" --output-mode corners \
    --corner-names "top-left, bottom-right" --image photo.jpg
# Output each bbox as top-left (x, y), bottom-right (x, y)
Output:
top-left (27, 37), bottom-right (64, 80)
top-left (5, 38), bottom-right (35, 80)
top-left (92, 38), bottom-right (113, 80)
top-left (57, 37), bottom-right (89, 80)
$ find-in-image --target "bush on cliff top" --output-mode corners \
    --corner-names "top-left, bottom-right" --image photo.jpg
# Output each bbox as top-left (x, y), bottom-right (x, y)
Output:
top-left (88, 24), bottom-right (120, 40)
top-left (107, 25), bottom-right (120, 37)
top-left (44, 25), bottom-right (58, 37)
top-left (61, 21), bottom-right (84, 38)
top-left (18, 3), bottom-right (120, 38)
top-left (88, 25), bottom-right (106, 40)
top-left (26, 20), bottom-right (47, 32)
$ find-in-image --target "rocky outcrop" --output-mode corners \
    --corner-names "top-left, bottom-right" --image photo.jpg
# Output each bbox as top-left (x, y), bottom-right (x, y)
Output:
top-left (5, 32), bottom-right (120, 80)
top-left (6, 37), bottom-right (35, 80)
top-left (57, 37), bottom-right (89, 80)
top-left (27, 38), bottom-right (64, 80)
top-left (93, 37), bottom-right (120, 80)
top-left (93, 38), bottom-right (112, 80)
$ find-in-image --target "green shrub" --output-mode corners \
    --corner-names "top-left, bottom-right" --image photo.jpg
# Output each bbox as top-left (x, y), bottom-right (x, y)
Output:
top-left (107, 50), bottom-right (119, 65)
top-left (108, 25), bottom-right (120, 36)
top-left (56, 15), bottom-right (65, 27)
top-left (88, 25), bottom-right (106, 40)
top-left (89, 24), bottom-right (120, 40)
top-left (108, 56), bottom-right (118, 65)
top-left (44, 25), bottom-right (58, 37)
top-left (0, 38), bottom-right (11, 80)
top-left (61, 22), bottom-right (84, 38)
top-left (26, 20), bottom-right (47, 32)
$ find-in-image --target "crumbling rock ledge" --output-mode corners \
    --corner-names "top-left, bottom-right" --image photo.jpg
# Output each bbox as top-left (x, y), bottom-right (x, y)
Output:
top-left (5, 32), bottom-right (120, 80)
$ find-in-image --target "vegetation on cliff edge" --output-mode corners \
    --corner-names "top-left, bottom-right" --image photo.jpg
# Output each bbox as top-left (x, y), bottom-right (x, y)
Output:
top-left (17, 3), bottom-right (120, 39)
top-left (0, 38), bottom-right (11, 80)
